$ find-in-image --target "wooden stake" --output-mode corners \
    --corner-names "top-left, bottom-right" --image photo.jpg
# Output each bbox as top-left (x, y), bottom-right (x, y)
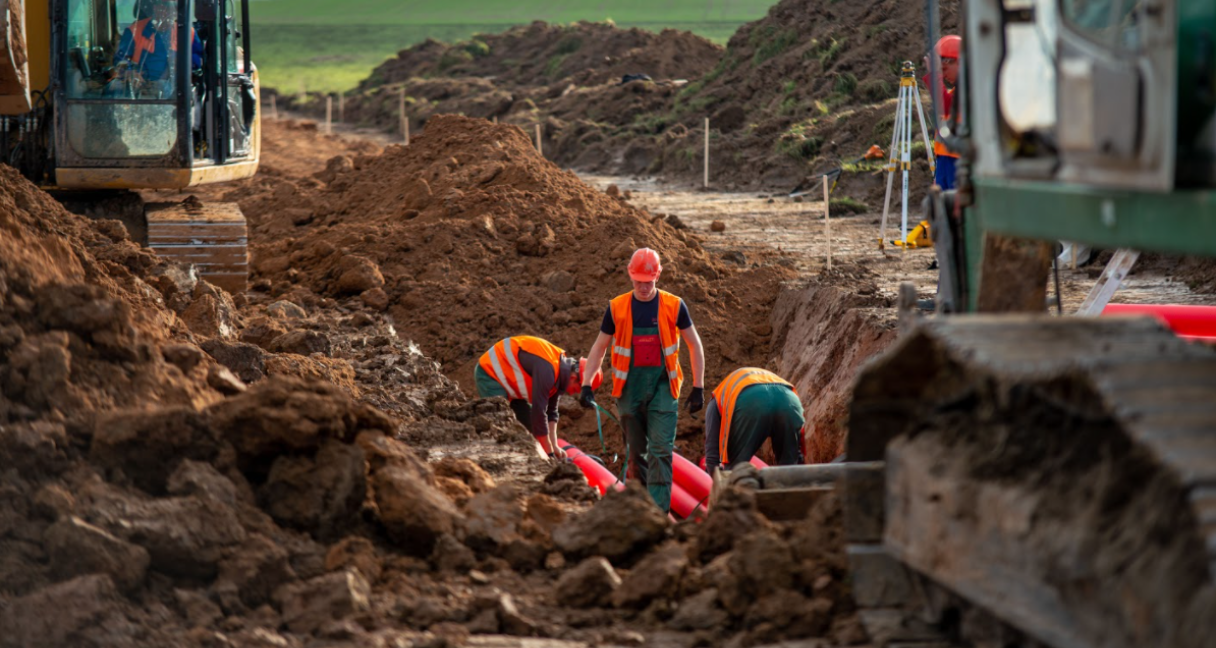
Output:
top-left (325, 96), bottom-right (332, 134)
top-left (703, 117), bottom-right (710, 187)
top-left (535, 123), bottom-right (543, 155)
top-left (269, 93), bottom-right (278, 120)
top-left (399, 89), bottom-right (409, 145)
top-left (823, 175), bottom-right (833, 271)
top-left (338, 92), bottom-right (345, 123)
top-left (492, 115), bottom-right (498, 124)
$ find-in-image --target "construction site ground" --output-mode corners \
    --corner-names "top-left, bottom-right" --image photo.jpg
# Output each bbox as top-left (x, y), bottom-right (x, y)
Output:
top-left (3, 109), bottom-right (1213, 648)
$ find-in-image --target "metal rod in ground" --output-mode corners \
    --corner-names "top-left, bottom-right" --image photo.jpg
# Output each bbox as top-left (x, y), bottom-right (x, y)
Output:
top-left (703, 117), bottom-right (710, 187)
top-left (535, 124), bottom-right (542, 155)
top-left (823, 174), bottom-right (832, 270)
top-left (325, 96), bottom-right (332, 134)
top-left (406, 86), bottom-right (415, 144)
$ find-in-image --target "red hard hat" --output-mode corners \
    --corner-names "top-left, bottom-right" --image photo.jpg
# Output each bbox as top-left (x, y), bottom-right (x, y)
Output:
top-left (573, 357), bottom-right (603, 393)
top-left (628, 248), bottom-right (662, 281)
top-left (935, 35), bottom-right (961, 60)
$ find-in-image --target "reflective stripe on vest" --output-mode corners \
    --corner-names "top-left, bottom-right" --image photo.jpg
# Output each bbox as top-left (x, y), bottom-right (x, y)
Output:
top-left (609, 290), bottom-right (684, 399)
top-left (478, 336), bottom-right (564, 403)
top-left (711, 368), bottom-right (794, 464)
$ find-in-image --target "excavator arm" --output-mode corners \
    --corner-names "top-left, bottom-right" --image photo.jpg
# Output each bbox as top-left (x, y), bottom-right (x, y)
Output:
top-left (0, 0), bottom-right (30, 114)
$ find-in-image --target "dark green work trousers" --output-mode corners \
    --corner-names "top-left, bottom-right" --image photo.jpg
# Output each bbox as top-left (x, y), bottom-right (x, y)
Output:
top-left (616, 326), bottom-right (678, 512)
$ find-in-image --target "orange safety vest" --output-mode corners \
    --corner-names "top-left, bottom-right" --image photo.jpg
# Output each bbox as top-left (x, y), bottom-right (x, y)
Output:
top-left (711, 368), bottom-right (795, 464)
top-left (478, 336), bottom-right (563, 403)
top-left (933, 85), bottom-right (960, 159)
top-left (129, 18), bottom-right (191, 64)
top-left (609, 290), bottom-right (684, 399)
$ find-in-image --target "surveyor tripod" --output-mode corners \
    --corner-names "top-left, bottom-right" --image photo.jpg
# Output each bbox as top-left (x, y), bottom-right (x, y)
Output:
top-left (878, 61), bottom-right (936, 251)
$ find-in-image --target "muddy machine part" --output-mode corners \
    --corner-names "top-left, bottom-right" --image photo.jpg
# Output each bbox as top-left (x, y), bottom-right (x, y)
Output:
top-left (51, 191), bottom-right (249, 293)
top-left (145, 200), bottom-right (248, 293)
top-left (847, 317), bottom-right (1216, 647)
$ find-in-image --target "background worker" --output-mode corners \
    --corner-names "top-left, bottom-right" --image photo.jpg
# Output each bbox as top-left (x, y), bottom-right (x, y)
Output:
top-left (578, 247), bottom-right (705, 512)
top-left (923, 34), bottom-right (961, 190)
top-left (703, 367), bottom-right (805, 475)
top-left (476, 335), bottom-right (601, 461)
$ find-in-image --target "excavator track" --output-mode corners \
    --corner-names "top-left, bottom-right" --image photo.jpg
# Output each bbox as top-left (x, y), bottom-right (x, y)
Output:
top-left (145, 199), bottom-right (249, 294)
top-left (846, 316), bottom-right (1216, 648)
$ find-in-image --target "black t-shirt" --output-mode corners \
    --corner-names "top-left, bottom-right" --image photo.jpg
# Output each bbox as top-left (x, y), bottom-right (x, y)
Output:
top-left (600, 295), bottom-right (693, 335)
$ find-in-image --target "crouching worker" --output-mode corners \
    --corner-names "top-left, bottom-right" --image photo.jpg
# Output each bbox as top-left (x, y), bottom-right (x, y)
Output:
top-left (704, 367), bottom-right (805, 475)
top-left (476, 335), bottom-right (602, 460)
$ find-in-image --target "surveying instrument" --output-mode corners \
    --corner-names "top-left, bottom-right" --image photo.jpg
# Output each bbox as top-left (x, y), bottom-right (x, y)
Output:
top-left (878, 61), bottom-right (936, 251)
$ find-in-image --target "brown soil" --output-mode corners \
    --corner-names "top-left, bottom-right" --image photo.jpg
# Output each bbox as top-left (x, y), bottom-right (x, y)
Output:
top-left (200, 115), bottom-right (797, 465)
top-left (0, 113), bottom-right (868, 646)
top-left (275, 0), bottom-right (953, 206)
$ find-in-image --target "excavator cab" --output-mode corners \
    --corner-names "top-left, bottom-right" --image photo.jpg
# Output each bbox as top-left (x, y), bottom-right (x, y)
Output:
top-left (0, 0), bottom-right (259, 293)
top-left (54, 0), bottom-right (258, 186)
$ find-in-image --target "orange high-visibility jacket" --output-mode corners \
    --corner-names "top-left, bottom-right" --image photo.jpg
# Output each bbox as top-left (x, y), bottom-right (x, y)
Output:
top-left (609, 290), bottom-right (684, 399)
top-left (711, 368), bottom-right (795, 464)
top-left (129, 18), bottom-right (190, 64)
top-left (931, 83), bottom-right (959, 159)
top-left (478, 336), bottom-right (563, 403)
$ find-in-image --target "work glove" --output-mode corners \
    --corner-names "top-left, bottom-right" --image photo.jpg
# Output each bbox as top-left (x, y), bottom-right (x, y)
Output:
top-left (579, 386), bottom-right (596, 409)
top-left (685, 387), bottom-right (704, 414)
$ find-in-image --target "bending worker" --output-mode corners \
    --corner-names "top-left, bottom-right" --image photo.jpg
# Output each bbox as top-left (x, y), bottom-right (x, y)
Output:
top-left (476, 335), bottom-right (601, 461)
top-left (704, 367), bottom-right (805, 475)
top-left (579, 247), bottom-right (705, 512)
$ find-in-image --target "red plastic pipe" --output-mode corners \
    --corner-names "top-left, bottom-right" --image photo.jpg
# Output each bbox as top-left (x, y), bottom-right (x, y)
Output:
top-left (669, 482), bottom-right (707, 520)
top-left (558, 440), bottom-right (624, 495)
top-left (1102, 304), bottom-right (1216, 338)
top-left (673, 453), bottom-right (712, 506)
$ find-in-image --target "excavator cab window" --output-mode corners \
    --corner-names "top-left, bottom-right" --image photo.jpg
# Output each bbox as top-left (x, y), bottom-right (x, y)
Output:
top-left (60, 0), bottom-right (189, 160)
top-left (55, 0), bottom-right (254, 167)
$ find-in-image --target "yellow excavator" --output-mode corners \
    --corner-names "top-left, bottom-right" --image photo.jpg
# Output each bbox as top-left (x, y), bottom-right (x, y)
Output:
top-left (0, 0), bottom-right (259, 292)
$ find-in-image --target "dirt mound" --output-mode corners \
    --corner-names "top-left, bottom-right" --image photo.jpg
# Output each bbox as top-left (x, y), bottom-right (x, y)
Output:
top-left (274, 21), bottom-right (721, 173)
top-left (277, 0), bottom-right (954, 203)
top-left (0, 165), bottom-right (221, 420)
top-left (631, 0), bottom-right (958, 192)
top-left (363, 21), bottom-right (722, 91)
top-left (230, 114), bottom-right (795, 461)
top-left (1, 154), bottom-right (860, 647)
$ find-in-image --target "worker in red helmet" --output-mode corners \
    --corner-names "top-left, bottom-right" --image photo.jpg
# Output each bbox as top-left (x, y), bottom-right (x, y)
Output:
top-left (924, 34), bottom-right (962, 190)
top-left (578, 247), bottom-right (706, 512)
top-left (703, 367), bottom-right (805, 475)
top-left (476, 335), bottom-right (602, 461)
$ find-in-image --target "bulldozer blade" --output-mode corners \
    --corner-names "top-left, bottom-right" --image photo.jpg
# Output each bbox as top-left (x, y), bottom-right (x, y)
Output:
top-left (146, 200), bottom-right (248, 294)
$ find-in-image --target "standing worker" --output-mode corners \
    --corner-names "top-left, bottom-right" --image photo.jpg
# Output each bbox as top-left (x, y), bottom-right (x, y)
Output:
top-left (703, 367), bottom-right (805, 475)
top-left (924, 34), bottom-right (961, 190)
top-left (578, 248), bottom-right (706, 512)
top-left (476, 336), bottom-right (601, 461)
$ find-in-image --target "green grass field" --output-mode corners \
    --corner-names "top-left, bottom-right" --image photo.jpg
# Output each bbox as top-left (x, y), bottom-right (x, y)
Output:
top-left (249, 1), bottom-right (777, 94)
